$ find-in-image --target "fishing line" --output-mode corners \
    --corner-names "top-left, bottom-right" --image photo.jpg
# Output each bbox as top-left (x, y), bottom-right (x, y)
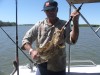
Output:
top-left (68, 2), bottom-right (100, 40)
top-left (0, 0), bottom-right (35, 71)
top-left (0, 26), bottom-right (34, 64)
top-left (0, 26), bottom-right (37, 75)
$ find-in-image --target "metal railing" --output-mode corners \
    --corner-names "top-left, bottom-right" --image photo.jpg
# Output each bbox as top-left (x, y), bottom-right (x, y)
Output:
top-left (95, 26), bottom-right (100, 33)
top-left (66, 60), bottom-right (97, 67)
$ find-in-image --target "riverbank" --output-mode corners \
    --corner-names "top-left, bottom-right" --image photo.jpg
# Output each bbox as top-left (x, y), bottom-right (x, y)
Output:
top-left (0, 20), bottom-right (100, 27)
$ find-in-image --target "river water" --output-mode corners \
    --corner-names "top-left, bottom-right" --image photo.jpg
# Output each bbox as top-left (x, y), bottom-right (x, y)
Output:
top-left (0, 26), bottom-right (100, 75)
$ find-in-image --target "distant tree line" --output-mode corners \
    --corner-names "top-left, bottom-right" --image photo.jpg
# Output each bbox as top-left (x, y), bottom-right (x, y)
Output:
top-left (0, 20), bottom-right (16, 26)
top-left (0, 20), bottom-right (99, 27)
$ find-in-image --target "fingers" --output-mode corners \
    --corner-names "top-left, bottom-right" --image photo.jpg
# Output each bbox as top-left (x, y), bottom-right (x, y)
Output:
top-left (71, 10), bottom-right (79, 17)
top-left (30, 50), bottom-right (40, 59)
top-left (70, 10), bottom-right (80, 22)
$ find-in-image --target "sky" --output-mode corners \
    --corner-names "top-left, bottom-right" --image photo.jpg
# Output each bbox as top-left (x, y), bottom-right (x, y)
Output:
top-left (0, 0), bottom-right (100, 25)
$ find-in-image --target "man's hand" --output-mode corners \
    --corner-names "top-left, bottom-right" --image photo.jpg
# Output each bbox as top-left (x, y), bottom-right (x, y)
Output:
top-left (30, 50), bottom-right (40, 59)
top-left (70, 10), bottom-right (80, 44)
top-left (71, 10), bottom-right (79, 23)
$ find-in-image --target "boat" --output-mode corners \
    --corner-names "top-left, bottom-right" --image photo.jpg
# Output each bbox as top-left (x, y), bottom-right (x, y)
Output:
top-left (11, 60), bottom-right (100, 75)
top-left (10, 0), bottom-right (100, 75)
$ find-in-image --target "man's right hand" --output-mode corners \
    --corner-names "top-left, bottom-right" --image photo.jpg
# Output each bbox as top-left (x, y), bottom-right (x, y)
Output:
top-left (30, 50), bottom-right (40, 59)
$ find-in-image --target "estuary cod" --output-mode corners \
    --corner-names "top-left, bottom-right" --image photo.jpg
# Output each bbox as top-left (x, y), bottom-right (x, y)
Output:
top-left (35, 27), bottom-right (66, 63)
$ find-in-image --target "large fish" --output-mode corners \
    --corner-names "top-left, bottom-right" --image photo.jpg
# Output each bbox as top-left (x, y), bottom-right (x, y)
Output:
top-left (36, 27), bottom-right (65, 63)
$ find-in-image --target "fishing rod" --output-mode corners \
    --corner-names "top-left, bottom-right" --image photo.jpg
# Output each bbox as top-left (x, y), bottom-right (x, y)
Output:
top-left (1, 0), bottom-right (35, 74)
top-left (65, 0), bottom-right (83, 73)
top-left (67, 1), bottom-right (100, 40)
top-left (66, 0), bottom-right (100, 73)
top-left (64, 3), bottom-right (83, 28)
top-left (15, 0), bottom-right (19, 75)
top-left (0, 26), bottom-right (34, 64)
top-left (2, 26), bottom-right (39, 73)
top-left (0, 1), bottom-right (36, 64)
top-left (0, 26), bottom-right (37, 75)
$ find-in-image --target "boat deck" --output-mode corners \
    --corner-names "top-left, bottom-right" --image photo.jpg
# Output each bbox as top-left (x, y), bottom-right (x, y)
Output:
top-left (66, 65), bottom-right (100, 75)
top-left (66, 73), bottom-right (100, 75)
top-left (12, 64), bottom-right (100, 75)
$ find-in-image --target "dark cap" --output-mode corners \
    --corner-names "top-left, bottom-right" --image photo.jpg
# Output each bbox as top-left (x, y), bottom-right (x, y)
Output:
top-left (42, 0), bottom-right (58, 11)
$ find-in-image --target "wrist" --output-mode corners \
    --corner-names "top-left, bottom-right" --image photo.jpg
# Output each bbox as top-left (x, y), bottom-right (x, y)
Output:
top-left (29, 48), bottom-right (33, 55)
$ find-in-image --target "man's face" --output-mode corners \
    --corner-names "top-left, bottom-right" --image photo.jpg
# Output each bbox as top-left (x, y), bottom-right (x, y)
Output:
top-left (44, 8), bottom-right (58, 20)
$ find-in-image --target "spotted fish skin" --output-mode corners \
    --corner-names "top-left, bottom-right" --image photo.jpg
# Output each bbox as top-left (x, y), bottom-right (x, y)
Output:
top-left (36, 28), bottom-right (65, 63)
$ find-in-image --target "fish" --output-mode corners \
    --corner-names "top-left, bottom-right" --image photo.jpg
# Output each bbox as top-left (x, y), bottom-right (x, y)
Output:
top-left (36, 27), bottom-right (65, 63)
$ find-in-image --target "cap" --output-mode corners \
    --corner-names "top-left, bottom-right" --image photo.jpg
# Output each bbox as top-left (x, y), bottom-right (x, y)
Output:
top-left (42, 0), bottom-right (58, 11)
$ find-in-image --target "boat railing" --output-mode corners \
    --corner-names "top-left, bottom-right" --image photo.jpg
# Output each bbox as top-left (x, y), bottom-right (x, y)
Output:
top-left (95, 26), bottom-right (100, 33)
top-left (66, 60), bottom-right (97, 67)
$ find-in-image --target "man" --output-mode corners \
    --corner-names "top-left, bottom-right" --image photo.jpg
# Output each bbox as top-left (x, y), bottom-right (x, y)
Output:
top-left (21, 0), bottom-right (79, 75)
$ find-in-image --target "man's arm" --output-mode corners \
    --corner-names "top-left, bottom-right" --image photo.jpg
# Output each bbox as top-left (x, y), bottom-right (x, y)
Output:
top-left (21, 23), bottom-right (40, 59)
top-left (23, 43), bottom-right (39, 59)
top-left (70, 11), bottom-right (79, 44)
top-left (23, 43), bottom-right (33, 53)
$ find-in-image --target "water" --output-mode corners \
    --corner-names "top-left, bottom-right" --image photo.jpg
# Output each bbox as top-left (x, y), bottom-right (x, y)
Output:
top-left (0, 26), bottom-right (100, 75)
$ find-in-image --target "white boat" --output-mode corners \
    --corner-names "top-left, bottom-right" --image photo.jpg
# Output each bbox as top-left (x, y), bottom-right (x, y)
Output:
top-left (11, 60), bottom-right (100, 75)
top-left (10, 0), bottom-right (100, 75)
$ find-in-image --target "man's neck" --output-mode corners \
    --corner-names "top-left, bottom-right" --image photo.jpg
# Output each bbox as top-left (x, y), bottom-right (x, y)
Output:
top-left (47, 17), bottom-right (58, 25)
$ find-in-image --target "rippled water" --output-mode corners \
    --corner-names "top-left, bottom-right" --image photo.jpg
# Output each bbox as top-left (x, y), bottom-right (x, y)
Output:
top-left (0, 26), bottom-right (100, 75)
